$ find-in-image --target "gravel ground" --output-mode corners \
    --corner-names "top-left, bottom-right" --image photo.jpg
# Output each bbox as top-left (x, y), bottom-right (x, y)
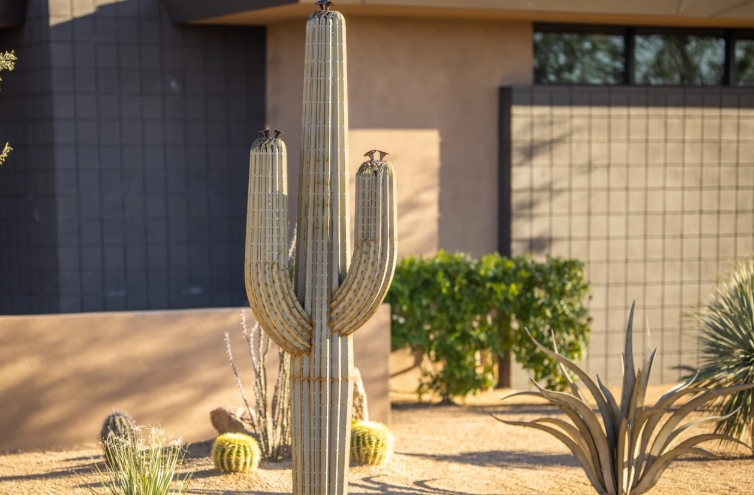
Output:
top-left (1, 399), bottom-right (752, 495)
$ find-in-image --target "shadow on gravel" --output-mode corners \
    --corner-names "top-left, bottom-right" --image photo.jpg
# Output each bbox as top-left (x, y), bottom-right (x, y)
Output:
top-left (400, 450), bottom-right (578, 468)
top-left (350, 475), bottom-right (559, 495)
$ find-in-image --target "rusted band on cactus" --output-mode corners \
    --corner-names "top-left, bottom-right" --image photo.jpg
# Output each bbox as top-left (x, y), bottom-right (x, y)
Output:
top-left (290, 375), bottom-right (357, 381)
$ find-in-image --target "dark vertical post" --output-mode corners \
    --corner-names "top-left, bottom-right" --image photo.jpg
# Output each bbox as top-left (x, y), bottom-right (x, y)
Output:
top-left (724, 30), bottom-right (736, 87)
top-left (498, 87), bottom-right (513, 258)
top-left (496, 87), bottom-right (513, 388)
top-left (625, 27), bottom-right (636, 85)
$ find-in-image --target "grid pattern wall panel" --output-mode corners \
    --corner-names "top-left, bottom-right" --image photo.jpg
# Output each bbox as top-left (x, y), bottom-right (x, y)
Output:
top-left (0, 1), bottom-right (60, 314)
top-left (0, 0), bottom-right (266, 314)
top-left (509, 86), bottom-right (754, 385)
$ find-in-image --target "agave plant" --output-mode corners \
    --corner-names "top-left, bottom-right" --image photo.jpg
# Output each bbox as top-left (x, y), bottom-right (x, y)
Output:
top-left (691, 256), bottom-right (754, 446)
top-left (493, 303), bottom-right (754, 495)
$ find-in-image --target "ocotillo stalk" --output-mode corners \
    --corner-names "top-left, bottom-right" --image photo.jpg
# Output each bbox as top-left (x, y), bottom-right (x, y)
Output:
top-left (245, 4), bottom-right (397, 495)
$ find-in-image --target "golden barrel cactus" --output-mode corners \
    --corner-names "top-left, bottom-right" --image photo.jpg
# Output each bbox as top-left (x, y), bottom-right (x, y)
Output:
top-left (211, 433), bottom-right (261, 473)
top-left (350, 421), bottom-right (394, 466)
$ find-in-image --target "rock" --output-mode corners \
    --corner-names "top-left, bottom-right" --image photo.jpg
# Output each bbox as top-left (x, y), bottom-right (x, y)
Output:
top-left (352, 368), bottom-right (369, 422)
top-left (210, 406), bottom-right (255, 436)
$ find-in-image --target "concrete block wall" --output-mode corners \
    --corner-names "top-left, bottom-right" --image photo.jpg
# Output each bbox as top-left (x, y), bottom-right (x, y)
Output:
top-left (0, 0), bottom-right (266, 314)
top-left (509, 86), bottom-right (754, 386)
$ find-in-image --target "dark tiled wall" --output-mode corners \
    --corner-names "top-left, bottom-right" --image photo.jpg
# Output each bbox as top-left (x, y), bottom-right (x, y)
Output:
top-left (0, 1), bottom-right (59, 314)
top-left (0, 0), bottom-right (266, 314)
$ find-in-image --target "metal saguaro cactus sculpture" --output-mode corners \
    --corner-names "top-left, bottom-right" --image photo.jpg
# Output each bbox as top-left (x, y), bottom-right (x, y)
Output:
top-left (245, 2), bottom-right (397, 494)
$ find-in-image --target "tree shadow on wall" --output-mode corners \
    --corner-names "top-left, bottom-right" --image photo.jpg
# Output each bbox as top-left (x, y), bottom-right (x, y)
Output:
top-left (509, 128), bottom-right (593, 257)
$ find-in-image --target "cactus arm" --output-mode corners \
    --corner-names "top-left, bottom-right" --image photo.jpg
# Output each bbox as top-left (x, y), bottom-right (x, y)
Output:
top-left (246, 138), bottom-right (312, 355)
top-left (330, 159), bottom-right (397, 336)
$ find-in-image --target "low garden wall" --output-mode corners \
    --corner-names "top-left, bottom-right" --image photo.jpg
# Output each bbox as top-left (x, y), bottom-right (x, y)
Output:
top-left (0, 305), bottom-right (391, 452)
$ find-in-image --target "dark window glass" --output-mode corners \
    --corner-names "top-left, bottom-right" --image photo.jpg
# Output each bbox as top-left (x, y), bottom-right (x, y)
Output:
top-left (533, 32), bottom-right (625, 84)
top-left (634, 34), bottom-right (725, 85)
top-left (735, 39), bottom-right (754, 86)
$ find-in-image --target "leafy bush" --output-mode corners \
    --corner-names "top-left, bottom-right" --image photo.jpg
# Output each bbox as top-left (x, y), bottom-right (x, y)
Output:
top-left (690, 255), bottom-right (754, 446)
top-left (386, 250), bottom-right (591, 401)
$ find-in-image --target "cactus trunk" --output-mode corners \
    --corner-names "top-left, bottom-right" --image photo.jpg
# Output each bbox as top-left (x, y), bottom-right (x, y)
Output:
top-left (245, 5), bottom-right (397, 495)
top-left (292, 10), bottom-right (351, 495)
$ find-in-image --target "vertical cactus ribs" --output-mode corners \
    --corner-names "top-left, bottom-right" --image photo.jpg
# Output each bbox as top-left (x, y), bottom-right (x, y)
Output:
top-left (244, 5), bottom-right (397, 495)
top-left (211, 433), bottom-right (262, 473)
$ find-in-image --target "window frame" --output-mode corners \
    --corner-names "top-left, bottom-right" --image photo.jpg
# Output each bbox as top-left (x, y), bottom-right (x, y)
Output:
top-left (534, 23), bottom-right (754, 87)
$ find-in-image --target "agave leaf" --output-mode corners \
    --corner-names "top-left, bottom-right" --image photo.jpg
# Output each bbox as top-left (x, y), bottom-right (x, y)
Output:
top-left (637, 434), bottom-right (752, 494)
top-left (634, 387), bottom-right (709, 480)
top-left (492, 417), bottom-right (608, 495)
top-left (632, 447), bottom-right (720, 495)
top-left (531, 417), bottom-right (597, 471)
top-left (597, 375), bottom-right (620, 425)
top-left (616, 417), bottom-right (628, 495)
top-left (654, 372), bottom-right (699, 408)
top-left (620, 302), bottom-right (637, 421)
top-left (551, 331), bottom-right (589, 403)
top-left (627, 368), bottom-right (643, 427)
top-left (531, 381), bottom-right (616, 494)
top-left (525, 329), bottom-right (618, 457)
top-left (660, 409), bottom-right (741, 453)
top-left (628, 416), bottom-right (650, 491)
top-left (649, 384), bottom-right (754, 459)
top-left (499, 390), bottom-right (546, 404)
top-left (551, 404), bottom-right (608, 489)
top-left (637, 348), bottom-right (657, 409)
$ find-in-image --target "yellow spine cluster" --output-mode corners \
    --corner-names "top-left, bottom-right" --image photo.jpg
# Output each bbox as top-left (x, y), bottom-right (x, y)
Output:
top-left (350, 421), bottom-right (394, 466)
top-left (211, 433), bottom-right (261, 473)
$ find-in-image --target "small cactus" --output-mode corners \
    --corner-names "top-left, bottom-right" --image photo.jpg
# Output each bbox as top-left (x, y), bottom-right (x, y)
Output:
top-left (100, 411), bottom-right (136, 466)
top-left (100, 411), bottom-right (136, 444)
top-left (350, 421), bottom-right (394, 466)
top-left (211, 433), bottom-right (261, 473)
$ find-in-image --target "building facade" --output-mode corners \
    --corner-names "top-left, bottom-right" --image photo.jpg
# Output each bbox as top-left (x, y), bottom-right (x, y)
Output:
top-left (1, 0), bottom-right (754, 386)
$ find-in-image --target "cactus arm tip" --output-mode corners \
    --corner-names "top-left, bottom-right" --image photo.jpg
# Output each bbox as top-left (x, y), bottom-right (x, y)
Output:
top-left (330, 154), bottom-right (397, 335)
top-left (245, 137), bottom-right (312, 355)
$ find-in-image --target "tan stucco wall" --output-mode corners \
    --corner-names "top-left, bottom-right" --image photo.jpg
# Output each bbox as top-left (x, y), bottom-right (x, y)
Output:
top-left (0, 306), bottom-right (391, 452)
top-left (267, 16), bottom-right (533, 257)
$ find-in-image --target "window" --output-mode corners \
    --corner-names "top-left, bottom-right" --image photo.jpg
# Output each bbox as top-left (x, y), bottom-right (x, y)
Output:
top-left (634, 33), bottom-right (725, 85)
top-left (534, 25), bottom-right (754, 87)
top-left (534, 32), bottom-right (625, 85)
top-left (735, 38), bottom-right (754, 86)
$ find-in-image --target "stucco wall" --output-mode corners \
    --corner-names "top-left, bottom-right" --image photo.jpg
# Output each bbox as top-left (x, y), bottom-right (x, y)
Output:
top-left (0, 305), bottom-right (391, 452)
top-left (267, 16), bottom-right (533, 257)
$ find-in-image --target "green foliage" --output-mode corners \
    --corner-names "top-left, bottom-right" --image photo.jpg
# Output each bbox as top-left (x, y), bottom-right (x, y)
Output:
top-left (0, 50), bottom-right (15, 166)
top-left (494, 304), bottom-right (754, 495)
top-left (100, 411), bottom-right (137, 467)
top-left (89, 427), bottom-right (192, 495)
top-left (690, 256), bottom-right (754, 446)
top-left (386, 250), bottom-right (591, 400)
top-left (350, 421), bottom-right (394, 466)
top-left (211, 433), bottom-right (261, 473)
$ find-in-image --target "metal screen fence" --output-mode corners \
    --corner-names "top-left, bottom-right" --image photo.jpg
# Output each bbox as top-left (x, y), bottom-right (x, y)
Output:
top-left (504, 86), bottom-right (754, 385)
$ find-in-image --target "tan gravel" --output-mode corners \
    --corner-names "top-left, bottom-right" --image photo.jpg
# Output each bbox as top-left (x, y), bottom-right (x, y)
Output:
top-left (1, 398), bottom-right (752, 495)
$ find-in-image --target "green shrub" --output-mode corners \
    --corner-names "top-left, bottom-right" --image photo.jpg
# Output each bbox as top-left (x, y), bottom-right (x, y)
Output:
top-left (386, 250), bottom-right (591, 401)
top-left (690, 255), bottom-right (754, 446)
